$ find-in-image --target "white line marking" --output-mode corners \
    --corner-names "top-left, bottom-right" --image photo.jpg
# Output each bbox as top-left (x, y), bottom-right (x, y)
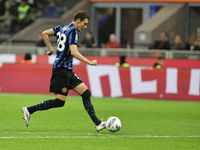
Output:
top-left (1, 132), bottom-right (200, 139)
top-left (3, 132), bottom-right (106, 135)
top-left (1, 136), bottom-right (200, 139)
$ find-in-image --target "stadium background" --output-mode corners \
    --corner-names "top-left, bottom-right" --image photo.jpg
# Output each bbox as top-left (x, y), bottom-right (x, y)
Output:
top-left (0, 0), bottom-right (200, 101)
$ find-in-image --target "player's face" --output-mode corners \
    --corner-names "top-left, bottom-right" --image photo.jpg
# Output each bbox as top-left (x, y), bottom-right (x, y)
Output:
top-left (77, 18), bottom-right (89, 32)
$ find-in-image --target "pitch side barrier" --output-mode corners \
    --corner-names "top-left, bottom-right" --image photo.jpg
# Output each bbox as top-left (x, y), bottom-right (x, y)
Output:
top-left (0, 46), bottom-right (200, 59)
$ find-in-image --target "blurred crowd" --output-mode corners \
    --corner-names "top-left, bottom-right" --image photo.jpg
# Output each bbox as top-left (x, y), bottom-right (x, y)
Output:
top-left (0, 0), bottom-right (37, 33)
top-left (1, 3), bottom-right (200, 57)
top-left (0, 0), bottom-right (69, 34)
top-left (85, 7), bottom-right (200, 53)
top-left (150, 31), bottom-right (200, 51)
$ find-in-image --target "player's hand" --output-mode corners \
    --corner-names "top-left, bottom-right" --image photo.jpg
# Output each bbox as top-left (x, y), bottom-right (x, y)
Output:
top-left (90, 60), bottom-right (97, 66)
top-left (47, 50), bottom-right (54, 56)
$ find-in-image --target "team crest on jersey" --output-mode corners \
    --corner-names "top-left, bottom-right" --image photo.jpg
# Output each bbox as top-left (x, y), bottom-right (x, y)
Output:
top-left (75, 35), bottom-right (78, 41)
top-left (62, 87), bottom-right (68, 93)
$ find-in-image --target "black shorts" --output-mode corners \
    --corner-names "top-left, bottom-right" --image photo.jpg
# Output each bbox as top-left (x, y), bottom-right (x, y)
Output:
top-left (49, 68), bottom-right (83, 96)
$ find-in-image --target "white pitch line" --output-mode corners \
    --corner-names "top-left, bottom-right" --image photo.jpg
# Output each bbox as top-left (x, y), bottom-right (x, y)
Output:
top-left (1, 133), bottom-right (200, 139)
top-left (2, 132), bottom-right (200, 138)
top-left (3, 132), bottom-right (106, 136)
top-left (0, 136), bottom-right (200, 139)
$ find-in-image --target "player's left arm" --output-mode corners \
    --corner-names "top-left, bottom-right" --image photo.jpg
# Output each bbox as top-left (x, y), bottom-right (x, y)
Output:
top-left (42, 29), bottom-right (55, 56)
top-left (70, 45), bottom-right (97, 66)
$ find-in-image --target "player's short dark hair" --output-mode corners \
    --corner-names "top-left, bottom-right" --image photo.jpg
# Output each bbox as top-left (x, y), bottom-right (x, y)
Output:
top-left (73, 10), bottom-right (90, 22)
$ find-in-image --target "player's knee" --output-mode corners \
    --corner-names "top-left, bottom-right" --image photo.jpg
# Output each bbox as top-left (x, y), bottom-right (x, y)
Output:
top-left (81, 89), bottom-right (91, 105)
top-left (81, 89), bottom-right (91, 99)
top-left (55, 98), bottom-right (65, 107)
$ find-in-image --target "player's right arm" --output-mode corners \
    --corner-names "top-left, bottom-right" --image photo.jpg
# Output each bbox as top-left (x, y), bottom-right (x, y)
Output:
top-left (70, 45), bottom-right (97, 66)
top-left (42, 29), bottom-right (55, 56)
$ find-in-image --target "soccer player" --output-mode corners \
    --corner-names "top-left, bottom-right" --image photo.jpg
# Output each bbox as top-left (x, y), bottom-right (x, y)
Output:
top-left (22, 10), bottom-right (106, 132)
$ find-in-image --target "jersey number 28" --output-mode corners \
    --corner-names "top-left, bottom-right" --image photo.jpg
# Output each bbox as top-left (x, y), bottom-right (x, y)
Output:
top-left (57, 32), bottom-right (66, 52)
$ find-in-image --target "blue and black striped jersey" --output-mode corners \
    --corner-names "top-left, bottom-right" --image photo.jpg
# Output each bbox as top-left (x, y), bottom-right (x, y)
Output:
top-left (52, 23), bottom-right (78, 70)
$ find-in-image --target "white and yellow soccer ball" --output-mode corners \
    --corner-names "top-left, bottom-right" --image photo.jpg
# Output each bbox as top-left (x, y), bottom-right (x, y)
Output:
top-left (106, 116), bottom-right (122, 132)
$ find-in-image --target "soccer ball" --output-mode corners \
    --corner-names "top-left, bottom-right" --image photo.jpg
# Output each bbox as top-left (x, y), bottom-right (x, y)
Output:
top-left (106, 116), bottom-right (122, 132)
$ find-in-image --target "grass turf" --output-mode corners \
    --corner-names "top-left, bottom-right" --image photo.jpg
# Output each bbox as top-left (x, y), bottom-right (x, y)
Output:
top-left (0, 93), bottom-right (200, 150)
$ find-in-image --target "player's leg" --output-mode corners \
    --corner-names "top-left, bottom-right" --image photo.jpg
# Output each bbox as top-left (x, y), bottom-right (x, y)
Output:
top-left (73, 83), bottom-right (101, 124)
top-left (22, 68), bottom-right (68, 127)
top-left (22, 95), bottom-right (66, 127)
top-left (72, 83), bottom-right (106, 131)
top-left (26, 67), bottom-right (68, 115)
top-left (27, 94), bottom-right (66, 114)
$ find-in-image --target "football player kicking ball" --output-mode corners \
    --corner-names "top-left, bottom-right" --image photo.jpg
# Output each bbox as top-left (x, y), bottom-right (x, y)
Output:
top-left (22, 10), bottom-right (106, 132)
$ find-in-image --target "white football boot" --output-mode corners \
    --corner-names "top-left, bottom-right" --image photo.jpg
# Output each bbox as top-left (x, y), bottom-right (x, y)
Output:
top-left (22, 107), bottom-right (31, 127)
top-left (95, 121), bottom-right (106, 132)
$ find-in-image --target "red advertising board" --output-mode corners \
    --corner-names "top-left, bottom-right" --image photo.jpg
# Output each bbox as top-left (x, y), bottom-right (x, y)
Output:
top-left (0, 63), bottom-right (199, 101)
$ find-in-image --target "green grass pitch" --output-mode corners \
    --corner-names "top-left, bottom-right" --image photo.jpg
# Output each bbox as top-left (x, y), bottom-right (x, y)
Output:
top-left (0, 93), bottom-right (200, 150)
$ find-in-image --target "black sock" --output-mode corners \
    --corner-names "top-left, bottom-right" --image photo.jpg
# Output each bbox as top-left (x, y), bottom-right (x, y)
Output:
top-left (27, 98), bottom-right (65, 114)
top-left (81, 89), bottom-right (101, 126)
